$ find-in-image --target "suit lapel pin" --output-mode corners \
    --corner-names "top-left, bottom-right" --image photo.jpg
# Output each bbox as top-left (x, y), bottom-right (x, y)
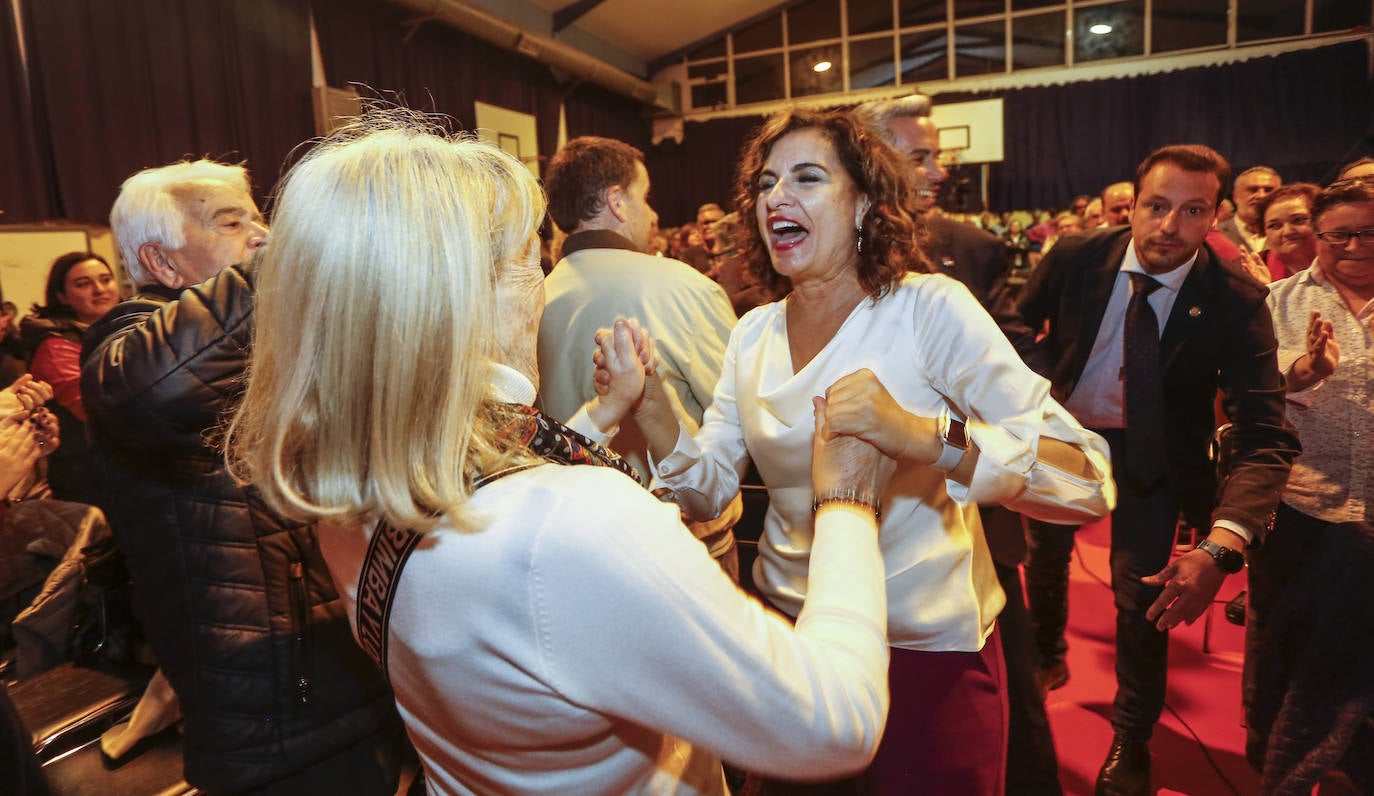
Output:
top-left (1188, 306), bottom-right (1202, 318)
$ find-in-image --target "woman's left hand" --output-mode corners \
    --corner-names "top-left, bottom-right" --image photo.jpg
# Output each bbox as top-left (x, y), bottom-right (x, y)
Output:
top-left (822, 369), bottom-right (938, 464)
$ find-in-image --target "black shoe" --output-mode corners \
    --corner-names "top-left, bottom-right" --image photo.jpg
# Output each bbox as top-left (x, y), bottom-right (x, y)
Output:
top-left (1224, 590), bottom-right (1247, 626)
top-left (1037, 661), bottom-right (1070, 696)
top-left (1094, 735), bottom-right (1150, 796)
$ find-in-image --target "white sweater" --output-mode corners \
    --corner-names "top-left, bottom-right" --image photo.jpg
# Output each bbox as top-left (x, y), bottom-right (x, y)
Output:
top-left (321, 381), bottom-right (889, 794)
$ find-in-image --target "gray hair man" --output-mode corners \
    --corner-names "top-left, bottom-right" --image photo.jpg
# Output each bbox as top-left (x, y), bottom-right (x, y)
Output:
top-left (83, 160), bottom-right (404, 793)
top-left (1217, 165), bottom-right (1282, 253)
top-left (854, 94), bottom-right (1006, 305)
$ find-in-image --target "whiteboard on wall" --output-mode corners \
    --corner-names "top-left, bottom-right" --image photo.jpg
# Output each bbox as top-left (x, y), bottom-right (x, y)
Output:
top-left (0, 228), bottom-right (93, 317)
top-left (930, 98), bottom-right (1004, 165)
top-left (473, 102), bottom-right (540, 179)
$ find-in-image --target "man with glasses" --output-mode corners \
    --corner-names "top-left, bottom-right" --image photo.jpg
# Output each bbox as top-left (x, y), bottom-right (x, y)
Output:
top-left (1247, 177), bottom-right (1374, 794)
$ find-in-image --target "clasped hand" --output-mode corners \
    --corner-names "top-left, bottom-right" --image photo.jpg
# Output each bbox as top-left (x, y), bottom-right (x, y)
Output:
top-left (818, 369), bottom-right (940, 466)
top-left (586, 317), bottom-right (659, 433)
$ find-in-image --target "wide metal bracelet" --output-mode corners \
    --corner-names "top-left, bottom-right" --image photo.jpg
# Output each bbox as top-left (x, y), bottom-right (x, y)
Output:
top-left (812, 488), bottom-right (881, 520)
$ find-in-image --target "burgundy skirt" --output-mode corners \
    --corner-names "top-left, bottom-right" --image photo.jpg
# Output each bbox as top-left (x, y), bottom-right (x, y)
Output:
top-left (762, 626), bottom-right (1009, 796)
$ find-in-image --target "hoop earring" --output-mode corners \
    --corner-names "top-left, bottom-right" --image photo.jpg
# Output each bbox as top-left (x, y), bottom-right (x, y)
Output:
top-left (856, 225), bottom-right (865, 254)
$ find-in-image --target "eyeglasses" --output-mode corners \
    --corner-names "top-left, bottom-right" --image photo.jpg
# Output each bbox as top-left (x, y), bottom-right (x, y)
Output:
top-left (1315, 227), bottom-right (1374, 245)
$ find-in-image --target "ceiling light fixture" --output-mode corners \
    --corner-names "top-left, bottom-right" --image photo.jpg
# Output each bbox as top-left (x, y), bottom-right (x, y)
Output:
top-left (1089, 23), bottom-right (1113, 34)
top-left (813, 60), bottom-right (832, 73)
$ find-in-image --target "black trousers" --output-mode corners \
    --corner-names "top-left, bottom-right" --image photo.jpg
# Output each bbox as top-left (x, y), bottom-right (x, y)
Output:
top-left (1025, 428), bottom-right (1180, 741)
top-left (994, 560), bottom-right (1063, 795)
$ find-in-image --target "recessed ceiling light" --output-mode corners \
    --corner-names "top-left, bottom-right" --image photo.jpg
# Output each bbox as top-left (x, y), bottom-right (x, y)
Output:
top-left (1089, 23), bottom-right (1113, 34)
top-left (813, 60), bottom-right (832, 73)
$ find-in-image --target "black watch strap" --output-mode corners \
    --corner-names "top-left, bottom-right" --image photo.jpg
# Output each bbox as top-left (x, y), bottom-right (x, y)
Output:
top-left (1195, 539), bottom-right (1244, 574)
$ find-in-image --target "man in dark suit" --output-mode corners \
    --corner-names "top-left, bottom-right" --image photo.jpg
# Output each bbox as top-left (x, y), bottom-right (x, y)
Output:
top-left (1015, 144), bottom-right (1299, 795)
top-left (857, 94), bottom-right (1067, 795)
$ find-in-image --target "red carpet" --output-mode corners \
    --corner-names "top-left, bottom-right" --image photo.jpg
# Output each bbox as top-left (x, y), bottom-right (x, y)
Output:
top-left (1043, 518), bottom-right (1262, 796)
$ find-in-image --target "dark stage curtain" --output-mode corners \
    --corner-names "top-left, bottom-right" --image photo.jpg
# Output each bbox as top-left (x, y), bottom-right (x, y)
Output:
top-left (563, 83), bottom-right (652, 152)
top-left (653, 41), bottom-right (1372, 217)
top-left (21, 0), bottom-right (315, 224)
top-left (645, 115), bottom-right (763, 228)
top-left (0, 3), bottom-right (54, 222)
top-left (936, 41), bottom-right (1373, 211)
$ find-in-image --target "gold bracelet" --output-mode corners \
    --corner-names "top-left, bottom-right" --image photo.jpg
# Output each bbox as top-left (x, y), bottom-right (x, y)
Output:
top-left (812, 488), bottom-right (881, 520)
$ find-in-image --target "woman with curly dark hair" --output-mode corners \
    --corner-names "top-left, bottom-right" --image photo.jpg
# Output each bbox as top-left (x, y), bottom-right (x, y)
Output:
top-left (598, 107), bottom-right (1113, 794)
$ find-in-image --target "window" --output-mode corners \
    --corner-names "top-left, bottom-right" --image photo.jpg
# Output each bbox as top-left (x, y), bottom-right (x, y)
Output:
top-left (791, 45), bottom-right (845, 96)
top-left (1153, 0), bottom-right (1227, 53)
top-left (1012, 11), bottom-right (1065, 69)
top-left (1237, 0), bottom-right (1304, 42)
top-left (848, 0), bottom-right (893, 36)
top-left (675, 0), bottom-right (1350, 112)
top-left (734, 14), bottom-right (782, 53)
top-left (789, 0), bottom-right (842, 46)
top-left (849, 35), bottom-right (897, 89)
top-left (899, 28), bottom-right (949, 84)
top-left (735, 53), bottom-right (786, 105)
top-left (1074, 1), bottom-right (1145, 63)
top-left (955, 20), bottom-right (1006, 77)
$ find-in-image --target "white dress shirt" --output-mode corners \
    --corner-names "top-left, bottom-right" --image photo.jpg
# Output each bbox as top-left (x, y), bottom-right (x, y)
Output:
top-left (656, 274), bottom-right (1113, 652)
top-left (1063, 242), bottom-right (1196, 430)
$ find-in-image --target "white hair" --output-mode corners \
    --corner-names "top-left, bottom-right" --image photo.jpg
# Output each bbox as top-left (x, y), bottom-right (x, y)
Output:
top-left (853, 94), bottom-right (934, 145)
top-left (109, 159), bottom-right (251, 287)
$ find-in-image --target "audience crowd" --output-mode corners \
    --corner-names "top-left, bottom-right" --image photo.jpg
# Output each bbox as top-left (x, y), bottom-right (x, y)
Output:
top-left (1, 93), bottom-right (1371, 796)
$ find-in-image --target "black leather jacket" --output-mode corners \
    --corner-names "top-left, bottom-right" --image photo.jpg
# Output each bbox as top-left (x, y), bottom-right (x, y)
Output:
top-left (80, 262), bottom-right (399, 794)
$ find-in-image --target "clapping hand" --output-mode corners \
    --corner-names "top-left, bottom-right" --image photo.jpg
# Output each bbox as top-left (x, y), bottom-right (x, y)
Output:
top-left (0, 375), bottom-right (54, 419)
top-left (0, 411), bottom-right (43, 496)
top-left (1235, 250), bottom-right (1271, 285)
top-left (1305, 311), bottom-right (1338, 379)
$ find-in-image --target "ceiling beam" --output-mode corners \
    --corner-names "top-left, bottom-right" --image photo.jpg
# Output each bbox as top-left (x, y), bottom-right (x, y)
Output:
top-left (553, 0), bottom-right (607, 34)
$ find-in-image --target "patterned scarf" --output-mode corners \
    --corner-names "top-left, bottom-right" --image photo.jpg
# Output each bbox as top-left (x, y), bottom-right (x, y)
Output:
top-left (478, 403), bottom-right (641, 488)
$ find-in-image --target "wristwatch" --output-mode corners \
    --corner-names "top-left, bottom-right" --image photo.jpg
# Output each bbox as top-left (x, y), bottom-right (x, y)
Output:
top-left (932, 407), bottom-right (969, 473)
top-left (1195, 539), bottom-right (1244, 574)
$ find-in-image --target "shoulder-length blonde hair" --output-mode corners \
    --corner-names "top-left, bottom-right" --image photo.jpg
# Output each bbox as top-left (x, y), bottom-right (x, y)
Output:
top-left (734, 107), bottom-right (930, 301)
top-left (227, 110), bottom-right (546, 533)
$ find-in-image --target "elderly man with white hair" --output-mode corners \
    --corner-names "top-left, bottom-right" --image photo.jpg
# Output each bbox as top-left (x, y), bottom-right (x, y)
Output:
top-left (80, 159), bottom-right (405, 794)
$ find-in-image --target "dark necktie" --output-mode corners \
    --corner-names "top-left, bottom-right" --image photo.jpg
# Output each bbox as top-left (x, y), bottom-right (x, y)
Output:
top-left (1124, 273), bottom-right (1166, 487)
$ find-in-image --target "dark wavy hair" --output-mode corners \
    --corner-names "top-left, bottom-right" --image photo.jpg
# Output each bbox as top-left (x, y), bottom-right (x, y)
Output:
top-left (32, 251), bottom-right (112, 319)
top-left (733, 108), bottom-right (929, 301)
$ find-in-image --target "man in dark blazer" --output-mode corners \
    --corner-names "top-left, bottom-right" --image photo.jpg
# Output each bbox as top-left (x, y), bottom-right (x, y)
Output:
top-left (1014, 144), bottom-right (1298, 796)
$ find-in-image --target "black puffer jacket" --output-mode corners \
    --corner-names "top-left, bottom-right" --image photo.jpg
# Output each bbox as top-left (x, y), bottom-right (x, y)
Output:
top-left (80, 262), bottom-right (401, 794)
